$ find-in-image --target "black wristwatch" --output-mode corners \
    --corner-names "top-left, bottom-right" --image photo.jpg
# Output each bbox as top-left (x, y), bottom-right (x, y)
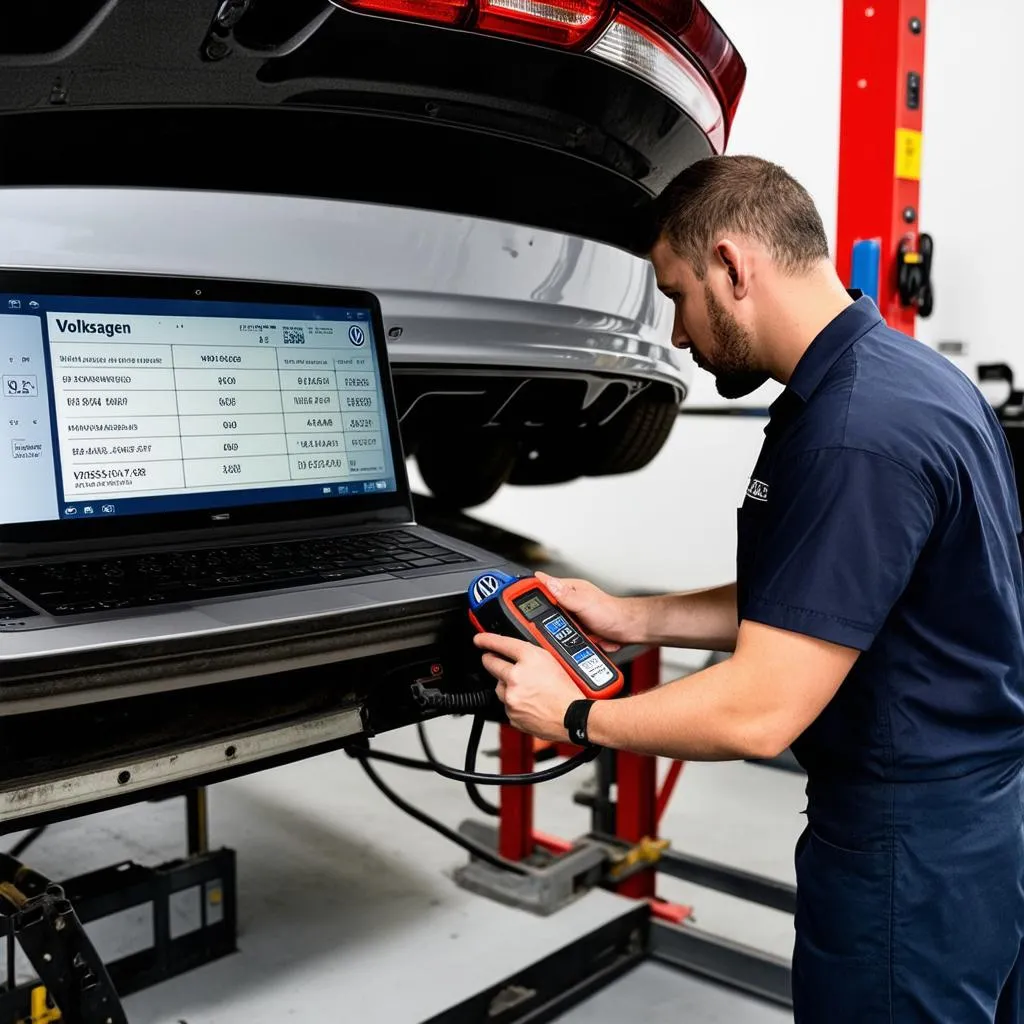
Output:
top-left (564, 699), bottom-right (595, 746)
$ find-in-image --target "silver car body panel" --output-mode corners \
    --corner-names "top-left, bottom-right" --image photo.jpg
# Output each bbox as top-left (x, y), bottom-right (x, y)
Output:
top-left (0, 186), bottom-right (689, 397)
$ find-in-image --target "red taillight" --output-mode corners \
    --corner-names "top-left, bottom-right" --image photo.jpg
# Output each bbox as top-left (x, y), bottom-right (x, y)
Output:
top-left (338, 0), bottom-right (469, 26)
top-left (474, 0), bottom-right (609, 47)
top-left (589, 11), bottom-right (724, 149)
top-left (626, 0), bottom-right (746, 130)
top-left (329, 0), bottom-right (745, 145)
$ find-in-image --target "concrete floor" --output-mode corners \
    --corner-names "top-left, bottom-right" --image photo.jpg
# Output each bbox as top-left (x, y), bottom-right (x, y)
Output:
top-left (4, 661), bottom-right (807, 1023)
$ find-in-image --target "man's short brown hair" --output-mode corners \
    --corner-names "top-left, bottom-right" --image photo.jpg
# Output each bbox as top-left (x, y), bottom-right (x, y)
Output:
top-left (647, 155), bottom-right (830, 278)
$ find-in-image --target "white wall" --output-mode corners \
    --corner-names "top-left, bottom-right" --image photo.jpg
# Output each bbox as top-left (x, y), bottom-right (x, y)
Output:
top-left (413, 0), bottom-right (1022, 612)
top-left (914, 1), bottom-right (1024, 372)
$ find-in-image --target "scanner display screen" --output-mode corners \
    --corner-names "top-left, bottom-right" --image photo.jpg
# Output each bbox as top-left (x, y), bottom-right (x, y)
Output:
top-left (513, 587), bottom-right (616, 690)
top-left (516, 594), bottom-right (547, 618)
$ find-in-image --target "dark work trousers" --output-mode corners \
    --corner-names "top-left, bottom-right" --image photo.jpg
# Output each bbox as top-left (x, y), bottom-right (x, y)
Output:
top-left (792, 758), bottom-right (1024, 1022)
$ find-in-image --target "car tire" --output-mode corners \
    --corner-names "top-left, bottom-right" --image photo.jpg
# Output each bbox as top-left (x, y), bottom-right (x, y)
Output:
top-left (415, 431), bottom-right (520, 508)
top-left (585, 390), bottom-right (679, 476)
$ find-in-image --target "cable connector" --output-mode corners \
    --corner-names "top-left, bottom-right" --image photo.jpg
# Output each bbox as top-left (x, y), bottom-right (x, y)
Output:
top-left (411, 682), bottom-right (495, 713)
top-left (410, 682), bottom-right (446, 709)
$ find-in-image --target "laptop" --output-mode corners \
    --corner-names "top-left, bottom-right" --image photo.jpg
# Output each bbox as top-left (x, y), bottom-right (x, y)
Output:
top-left (0, 267), bottom-right (518, 676)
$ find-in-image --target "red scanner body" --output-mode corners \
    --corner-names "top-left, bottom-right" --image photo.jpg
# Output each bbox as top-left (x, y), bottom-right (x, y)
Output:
top-left (467, 570), bottom-right (624, 700)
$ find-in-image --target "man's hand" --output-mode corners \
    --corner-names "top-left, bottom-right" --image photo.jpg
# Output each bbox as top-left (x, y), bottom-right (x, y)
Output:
top-left (534, 571), bottom-right (638, 652)
top-left (473, 631), bottom-right (584, 741)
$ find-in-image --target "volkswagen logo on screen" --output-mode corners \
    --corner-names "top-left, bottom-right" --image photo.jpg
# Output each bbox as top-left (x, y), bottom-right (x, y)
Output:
top-left (348, 325), bottom-right (365, 347)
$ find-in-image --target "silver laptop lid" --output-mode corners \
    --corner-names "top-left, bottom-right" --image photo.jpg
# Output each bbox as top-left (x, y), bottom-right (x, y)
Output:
top-left (0, 269), bottom-right (413, 556)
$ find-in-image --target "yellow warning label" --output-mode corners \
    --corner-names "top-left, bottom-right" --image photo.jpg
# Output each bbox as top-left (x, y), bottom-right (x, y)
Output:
top-left (896, 128), bottom-right (923, 181)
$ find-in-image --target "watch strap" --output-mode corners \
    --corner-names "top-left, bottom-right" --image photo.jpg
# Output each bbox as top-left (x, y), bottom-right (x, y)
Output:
top-left (564, 699), bottom-right (595, 746)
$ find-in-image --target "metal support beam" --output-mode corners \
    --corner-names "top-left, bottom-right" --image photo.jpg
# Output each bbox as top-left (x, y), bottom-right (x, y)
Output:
top-left (836, 0), bottom-right (929, 332)
top-left (186, 787), bottom-right (209, 856)
top-left (651, 920), bottom-right (793, 1009)
top-left (656, 849), bottom-right (797, 915)
top-left (423, 905), bottom-right (649, 1024)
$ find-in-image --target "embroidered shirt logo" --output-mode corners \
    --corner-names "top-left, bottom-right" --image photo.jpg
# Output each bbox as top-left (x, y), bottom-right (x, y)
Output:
top-left (746, 478), bottom-right (769, 502)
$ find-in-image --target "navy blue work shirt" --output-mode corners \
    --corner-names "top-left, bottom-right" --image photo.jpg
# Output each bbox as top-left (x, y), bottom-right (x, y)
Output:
top-left (736, 295), bottom-right (1024, 782)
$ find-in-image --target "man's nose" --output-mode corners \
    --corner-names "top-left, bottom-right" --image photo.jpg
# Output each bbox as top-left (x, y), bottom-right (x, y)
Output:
top-left (672, 320), bottom-right (690, 350)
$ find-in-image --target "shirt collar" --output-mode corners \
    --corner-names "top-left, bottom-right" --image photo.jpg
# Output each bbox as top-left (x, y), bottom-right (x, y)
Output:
top-left (767, 292), bottom-right (882, 425)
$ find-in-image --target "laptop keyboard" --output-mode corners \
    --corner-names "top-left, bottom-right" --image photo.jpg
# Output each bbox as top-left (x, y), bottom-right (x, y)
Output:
top-left (0, 530), bottom-right (471, 617)
top-left (0, 592), bottom-right (37, 622)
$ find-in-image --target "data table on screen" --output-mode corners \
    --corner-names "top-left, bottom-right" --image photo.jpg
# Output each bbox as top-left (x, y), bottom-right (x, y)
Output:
top-left (50, 341), bottom-right (387, 501)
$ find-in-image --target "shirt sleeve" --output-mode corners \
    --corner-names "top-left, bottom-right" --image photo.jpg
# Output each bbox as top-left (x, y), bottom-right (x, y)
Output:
top-left (739, 446), bottom-right (937, 651)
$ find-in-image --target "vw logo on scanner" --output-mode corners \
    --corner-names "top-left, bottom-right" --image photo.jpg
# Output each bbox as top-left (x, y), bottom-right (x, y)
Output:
top-left (469, 570), bottom-right (515, 609)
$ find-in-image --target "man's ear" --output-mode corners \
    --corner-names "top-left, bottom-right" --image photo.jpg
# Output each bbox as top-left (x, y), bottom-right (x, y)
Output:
top-left (714, 239), bottom-right (748, 299)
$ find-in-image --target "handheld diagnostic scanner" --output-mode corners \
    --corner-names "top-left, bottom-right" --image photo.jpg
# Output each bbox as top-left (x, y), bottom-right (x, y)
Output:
top-left (467, 570), bottom-right (624, 700)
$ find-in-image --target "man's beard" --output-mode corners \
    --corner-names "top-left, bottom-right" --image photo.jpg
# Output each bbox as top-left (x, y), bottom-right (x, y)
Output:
top-left (700, 286), bottom-right (769, 399)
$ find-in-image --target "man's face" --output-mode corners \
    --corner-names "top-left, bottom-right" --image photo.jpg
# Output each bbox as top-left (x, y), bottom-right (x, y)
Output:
top-left (651, 239), bottom-right (769, 400)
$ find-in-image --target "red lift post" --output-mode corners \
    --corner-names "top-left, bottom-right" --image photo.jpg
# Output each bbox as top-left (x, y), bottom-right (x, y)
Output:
top-left (836, 1), bottom-right (929, 333)
top-left (497, 647), bottom-right (666, 896)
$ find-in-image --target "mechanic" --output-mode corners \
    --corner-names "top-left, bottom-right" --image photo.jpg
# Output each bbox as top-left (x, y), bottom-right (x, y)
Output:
top-left (474, 155), bottom-right (1024, 1022)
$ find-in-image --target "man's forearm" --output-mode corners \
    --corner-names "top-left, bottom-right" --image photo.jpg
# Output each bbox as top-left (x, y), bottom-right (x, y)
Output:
top-left (585, 654), bottom-right (783, 761)
top-left (624, 583), bottom-right (738, 651)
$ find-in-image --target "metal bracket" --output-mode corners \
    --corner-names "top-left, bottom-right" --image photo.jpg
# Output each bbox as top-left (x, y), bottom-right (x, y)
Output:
top-left (897, 232), bottom-right (934, 316)
top-left (1, 856), bottom-right (127, 1024)
top-left (605, 835), bottom-right (669, 882)
top-left (453, 821), bottom-right (608, 916)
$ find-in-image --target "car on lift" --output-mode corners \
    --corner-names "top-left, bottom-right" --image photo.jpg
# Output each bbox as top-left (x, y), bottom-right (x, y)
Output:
top-left (0, 0), bottom-right (745, 508)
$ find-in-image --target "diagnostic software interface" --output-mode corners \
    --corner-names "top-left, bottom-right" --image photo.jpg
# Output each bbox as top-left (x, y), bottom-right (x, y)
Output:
top-left (0, 291), bottom-right (398, 526)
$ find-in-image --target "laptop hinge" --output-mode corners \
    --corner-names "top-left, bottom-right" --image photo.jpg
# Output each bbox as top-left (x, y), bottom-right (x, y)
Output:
top-left (0, 507), bottom-right (419, 563)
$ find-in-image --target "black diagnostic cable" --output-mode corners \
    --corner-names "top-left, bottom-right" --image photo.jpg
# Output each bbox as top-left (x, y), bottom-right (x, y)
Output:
top-left (417, 719), bottom-right (499, 817)
top-left (390, 680), bottom-right (601, 785)
top-left (350, 692), bottom-right (598, 786)
top-left (6, 826), bottom-right (47, 859)
top-left (354, 755), bottom-right (529, 875)
top-left (352, 730), bottom-right (600, 784)
top-left (347, 680), bottom-right (600, 876)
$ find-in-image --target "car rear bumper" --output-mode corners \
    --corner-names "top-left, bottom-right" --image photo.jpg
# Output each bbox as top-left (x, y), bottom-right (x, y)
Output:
top-left (0, 185), bottom-right (690, 397)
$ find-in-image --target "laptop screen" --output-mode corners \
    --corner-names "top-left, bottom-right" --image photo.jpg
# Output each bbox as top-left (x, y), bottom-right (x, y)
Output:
top-left (0, 271), bottom-right (409, 541)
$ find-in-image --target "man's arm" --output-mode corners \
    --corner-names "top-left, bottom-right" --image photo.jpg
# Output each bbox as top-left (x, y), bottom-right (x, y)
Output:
top-left (586, 447), bottom-right (936, 760)
top-left (633, 582), bottom-right (738, 651)
top-left (478, 446), bottom-right (936, 754)
top-left (537, 573), bottom-right (739, 653)
top-left (473, 617), bottom-right (858, 757)
top-left (586, 618), bottom-right (859, 760)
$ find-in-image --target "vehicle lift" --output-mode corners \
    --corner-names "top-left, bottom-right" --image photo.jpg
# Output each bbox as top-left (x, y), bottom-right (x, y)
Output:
top-left (0, 3), bottom-right (930, 1019)
top-left (1, 789), bottom-right (235, 1024)
top-left (2, 854), bottom-right (127, 1024)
